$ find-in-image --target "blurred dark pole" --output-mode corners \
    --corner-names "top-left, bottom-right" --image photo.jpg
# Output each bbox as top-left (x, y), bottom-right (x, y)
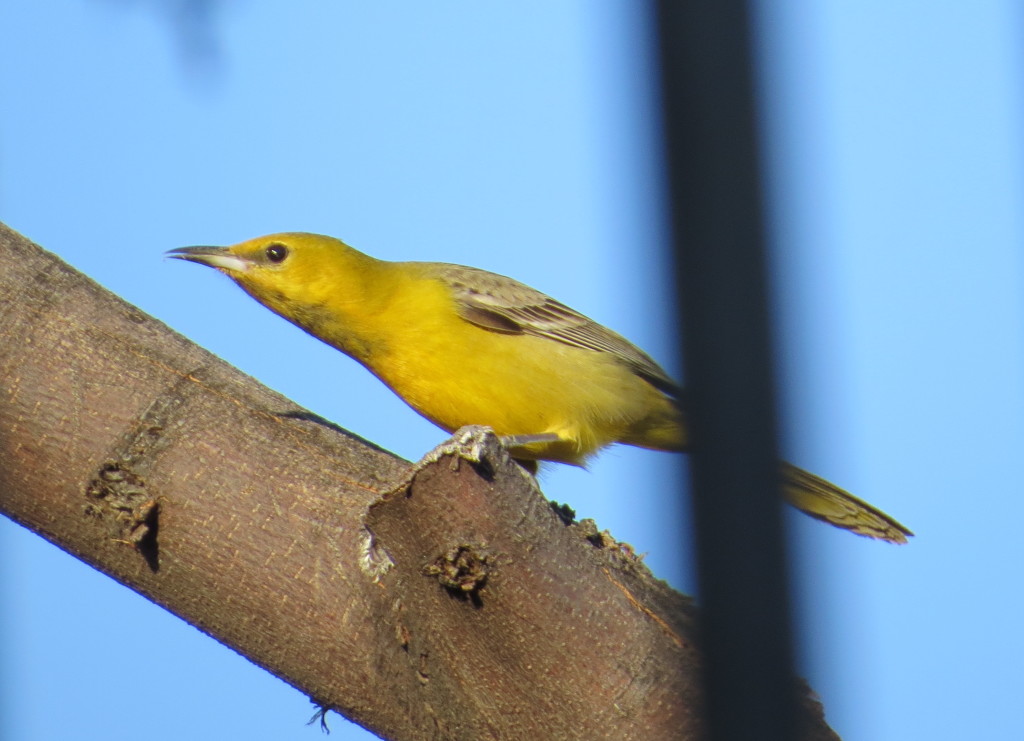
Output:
top-left (653, 3), bottom-right (798, 741)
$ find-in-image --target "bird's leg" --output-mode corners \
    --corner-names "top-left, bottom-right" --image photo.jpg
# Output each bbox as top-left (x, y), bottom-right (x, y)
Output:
top-left (498, 433), bottom-right (561, 476)
top-left (381, 426), bottom-right (507, 495)
top-left (499, 433), bottom-right (562, 448)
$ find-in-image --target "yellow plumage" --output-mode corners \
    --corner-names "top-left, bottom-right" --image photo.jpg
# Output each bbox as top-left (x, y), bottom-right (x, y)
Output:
top-left (168, 232), bottom-right (912, 544)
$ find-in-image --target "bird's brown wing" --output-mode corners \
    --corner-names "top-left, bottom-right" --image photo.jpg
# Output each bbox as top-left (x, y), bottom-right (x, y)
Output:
top-left (428, 263), bottom-right (681, 397)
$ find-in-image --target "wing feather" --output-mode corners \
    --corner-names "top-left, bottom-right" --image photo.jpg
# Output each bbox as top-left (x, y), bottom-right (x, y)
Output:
top-left (426, 263), bottom-right (681, 397)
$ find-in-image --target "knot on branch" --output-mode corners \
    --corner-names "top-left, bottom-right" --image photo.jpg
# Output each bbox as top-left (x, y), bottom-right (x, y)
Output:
top-left (423, 544), bottom-right (490, 602)
top-left (84, 461), bottom-right (161, 571)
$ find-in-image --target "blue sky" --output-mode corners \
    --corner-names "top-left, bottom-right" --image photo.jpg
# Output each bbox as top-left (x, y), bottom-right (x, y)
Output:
top-left (2, 2), bottom-right (1022, 740)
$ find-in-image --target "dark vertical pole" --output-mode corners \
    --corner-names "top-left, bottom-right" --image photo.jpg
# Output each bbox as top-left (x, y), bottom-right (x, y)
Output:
top-left (653, 3), bottom-right (798, 741)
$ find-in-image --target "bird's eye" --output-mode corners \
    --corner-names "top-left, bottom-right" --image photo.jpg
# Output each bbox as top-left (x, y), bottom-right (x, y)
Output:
top-left (266, 243), bottom-right (288, 263)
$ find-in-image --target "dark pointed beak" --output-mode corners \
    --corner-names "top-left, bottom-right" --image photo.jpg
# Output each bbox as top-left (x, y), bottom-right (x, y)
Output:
top-left (165, 246), bottom-right (252, 273)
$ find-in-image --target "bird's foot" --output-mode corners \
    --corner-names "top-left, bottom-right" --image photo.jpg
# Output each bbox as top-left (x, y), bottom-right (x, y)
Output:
top-left (382, 426), bottom-right (548, 499)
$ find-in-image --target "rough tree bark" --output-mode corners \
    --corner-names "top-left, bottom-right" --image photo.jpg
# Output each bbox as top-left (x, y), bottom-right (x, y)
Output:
top-left (0, 223), bottom-right (839, 740)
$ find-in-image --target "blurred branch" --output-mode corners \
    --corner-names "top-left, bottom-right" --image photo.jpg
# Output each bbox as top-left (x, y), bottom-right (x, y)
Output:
top-left (96, 0), bottom-right (224, 78)
top-left (655, 3), bottom-right (800, 741)
top-left (0, 223), bottom-right (838, 740)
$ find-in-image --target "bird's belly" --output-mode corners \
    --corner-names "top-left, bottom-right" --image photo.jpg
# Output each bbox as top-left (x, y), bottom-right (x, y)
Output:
top-left (368, 331), bottom-right (676, 463)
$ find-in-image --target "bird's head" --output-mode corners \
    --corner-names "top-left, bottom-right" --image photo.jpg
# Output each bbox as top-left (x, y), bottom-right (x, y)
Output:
top-left (167, 232), bottom-right (383, 319)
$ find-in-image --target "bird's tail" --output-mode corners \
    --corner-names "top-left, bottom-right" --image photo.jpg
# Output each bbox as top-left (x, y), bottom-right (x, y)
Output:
top-left (781, 463), bottom-right (912, 544)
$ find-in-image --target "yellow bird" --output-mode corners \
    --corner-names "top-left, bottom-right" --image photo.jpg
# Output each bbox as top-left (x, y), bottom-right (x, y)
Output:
top-left (168, 232), bottom-right (912, 544)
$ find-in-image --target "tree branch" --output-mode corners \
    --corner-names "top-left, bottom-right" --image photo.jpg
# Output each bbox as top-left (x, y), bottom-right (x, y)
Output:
top-left (0, 223), bottom-right (838, 740)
